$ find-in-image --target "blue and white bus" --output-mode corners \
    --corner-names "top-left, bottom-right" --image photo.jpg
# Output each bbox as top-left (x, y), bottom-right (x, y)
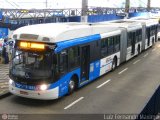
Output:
top-left (128, 17), bottom-right (159, 49)
top-left (99, 21), bottom-right (143, 61)
top-left (9, 21), bottom-right (159, 100)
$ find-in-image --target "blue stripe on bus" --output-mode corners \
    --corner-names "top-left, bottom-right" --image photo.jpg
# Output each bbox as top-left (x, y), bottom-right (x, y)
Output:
top-left (55, 34), bottom-right (101, 53)
top-left (15, 82), bottom-right (36, 90)
top-left (48, 68), bottom-right (81, 97)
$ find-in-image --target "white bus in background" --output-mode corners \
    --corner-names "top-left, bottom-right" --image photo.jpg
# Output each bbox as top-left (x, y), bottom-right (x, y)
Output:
top-left (98, 21), bottom-right (143, 61)
top-left (128, 17), bottom-right (159, 50)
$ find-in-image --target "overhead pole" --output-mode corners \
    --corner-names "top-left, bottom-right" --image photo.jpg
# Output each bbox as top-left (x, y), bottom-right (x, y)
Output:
top-left (81, 0), bottom-right (88, 22)
top-left (46, 0), bottom-right (48, 9)
top-left (147, 0), bottom-right (151, 11)
top-left (147, 0), bottom-right (151, 17)
top-left (125, 0), bottom-right (130, 19)
top-left (44, 0), bottom-right (48, 23)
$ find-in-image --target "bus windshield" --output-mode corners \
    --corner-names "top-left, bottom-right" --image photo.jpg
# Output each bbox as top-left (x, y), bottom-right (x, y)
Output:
top-left (10, 49), bottom-right (52, 82)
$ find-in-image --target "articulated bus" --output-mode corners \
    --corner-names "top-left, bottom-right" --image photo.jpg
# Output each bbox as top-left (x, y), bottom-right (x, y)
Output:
top-left (9, 21), bottom-right (159, 100)
top-left (129, 17), bottom-right (159, 49)
top-left (99, 21), bottom-right (143, 61)
top-left (104, 18), bottom-right (159, 50)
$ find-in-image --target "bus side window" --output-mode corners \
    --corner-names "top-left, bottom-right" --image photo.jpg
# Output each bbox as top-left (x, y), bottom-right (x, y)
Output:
top-left (59, 50), bottom-right (68, 75)
top-left (101, 38), bottom-right (108, 58)
top-left (127, 32), bottom-right (132, 47)
top-left (136, 30), bottom-right (139, 43)
top-left (107, 37), bottom-right (114, 55)
top-left (114, 35), bottom-right (120, 53)
top-left (90, 41), bottom-right (100, 62)
top-left (68, 47), bottom-right (80, 71)
top-left (139, 29), bottom-right (142, 42)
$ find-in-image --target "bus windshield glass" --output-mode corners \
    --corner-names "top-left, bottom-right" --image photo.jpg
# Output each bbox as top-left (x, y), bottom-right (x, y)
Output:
top-left (10, 49), bottom-right (52, 81)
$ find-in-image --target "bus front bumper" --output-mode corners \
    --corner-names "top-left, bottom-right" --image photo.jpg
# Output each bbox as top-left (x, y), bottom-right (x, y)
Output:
top-left (9, 84), bottom-right (59, 100)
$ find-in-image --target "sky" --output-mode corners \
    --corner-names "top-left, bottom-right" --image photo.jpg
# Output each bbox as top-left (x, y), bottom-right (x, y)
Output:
top-left (0, 0), bottom-right (159, 9)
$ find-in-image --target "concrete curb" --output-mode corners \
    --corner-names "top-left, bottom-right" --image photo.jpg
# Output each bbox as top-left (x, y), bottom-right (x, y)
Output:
top-left (0, 90), bottom-right (11, 99)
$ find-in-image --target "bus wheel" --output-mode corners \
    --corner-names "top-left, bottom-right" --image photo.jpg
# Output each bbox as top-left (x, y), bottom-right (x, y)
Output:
top-left (112, 57), bottom-right (117, 71)
top-left (138, 45), bottom-right (140, 55)
top-left (68, 78), bottom-right (76, 94)
top-left (152, 38), bottom-right (155, 45)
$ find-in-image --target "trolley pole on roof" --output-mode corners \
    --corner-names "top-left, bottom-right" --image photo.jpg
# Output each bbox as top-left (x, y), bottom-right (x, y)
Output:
top-left (81, 0), bottom-right (88, 22)
top-left (125, 0), bottom-right (130, 19)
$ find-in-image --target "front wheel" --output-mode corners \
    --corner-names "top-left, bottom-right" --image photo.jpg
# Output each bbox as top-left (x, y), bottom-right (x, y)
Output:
top-left (112, 58), bottom-right (117, 71)
top-left (68, 79), bottom-right (76, 94)
top-left (137, 45), bottom-right (140, 55)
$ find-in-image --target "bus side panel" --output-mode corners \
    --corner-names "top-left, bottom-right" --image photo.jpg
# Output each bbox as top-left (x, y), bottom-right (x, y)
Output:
top-left (135, 41), bottom-right (142, 55)
top-left (49, 68), bottom-right (80, 98)
top-left (89, 60), bottom-right (100, 81)
top-left (142, 24), bottom-right (146, 51)
top-left (100, 52), bottom-right (120, 76)
top-left (120, 29), bottom-right (127, 63)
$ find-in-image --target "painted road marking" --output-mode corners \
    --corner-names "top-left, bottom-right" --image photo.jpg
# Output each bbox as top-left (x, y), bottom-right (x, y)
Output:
top-left (64, 97), bottom-right (84, 110)
top-left (143, 53), bottom-right (148, 58)
top-left (118, 68), bottom-right (128, 75)
top-left (133, 59), bottom-right (141, 64)
top-left (96, 79), bottom-right (111, 89)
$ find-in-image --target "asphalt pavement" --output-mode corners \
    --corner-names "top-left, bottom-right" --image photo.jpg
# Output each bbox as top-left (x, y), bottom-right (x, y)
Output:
top-left (0, 42), bottom-right (160, 120)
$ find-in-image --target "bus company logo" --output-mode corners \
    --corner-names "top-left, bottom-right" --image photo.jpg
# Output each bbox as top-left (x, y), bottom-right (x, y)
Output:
top-left (2, 114), bottom-right (8, 120)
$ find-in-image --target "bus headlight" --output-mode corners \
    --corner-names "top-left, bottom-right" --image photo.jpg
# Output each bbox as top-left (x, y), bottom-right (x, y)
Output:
top-left (40, 84), bottom-right (48, 91)
top-left (9, 79), bottom-right (15, 86)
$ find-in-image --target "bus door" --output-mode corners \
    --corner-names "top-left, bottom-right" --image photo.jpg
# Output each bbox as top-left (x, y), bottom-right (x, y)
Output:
top-left (131, 32), bottom-right (136, 55)
top-left (80, 45), bottom-right (90, 82)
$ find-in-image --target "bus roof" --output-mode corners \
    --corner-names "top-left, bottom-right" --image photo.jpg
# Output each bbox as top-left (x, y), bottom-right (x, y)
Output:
top-left (98, 20), bottom-right (142, 31)
top-left (13, 22), bottom-right (121, 43)
top-left (129, 17), bottom-right (159, 26)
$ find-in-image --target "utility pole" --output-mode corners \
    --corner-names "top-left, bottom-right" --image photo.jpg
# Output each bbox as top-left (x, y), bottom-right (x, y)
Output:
top-left (46, 0), bottom-right (48, 9)
top-left (125, 0), bottom-right (130, 19)
top-left (81, 0), bottom-right (88, 22)
top-left (147, 0), bottom-right (151, 17)
top-left (147, 0), bottom-right (151, 11)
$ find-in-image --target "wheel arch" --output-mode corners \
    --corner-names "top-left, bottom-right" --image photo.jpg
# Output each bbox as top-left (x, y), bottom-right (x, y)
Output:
top-left (113, 55), bottom-right (118, 66)
top-left (70, 74), bottom-right (79, 89)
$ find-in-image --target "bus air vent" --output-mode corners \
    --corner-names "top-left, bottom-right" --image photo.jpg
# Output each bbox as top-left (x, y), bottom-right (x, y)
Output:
top-left (20, 34), bottom-right (38, 40)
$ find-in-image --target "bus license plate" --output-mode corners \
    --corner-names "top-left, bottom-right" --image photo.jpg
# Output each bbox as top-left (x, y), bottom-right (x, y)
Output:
top-left (20, 91), bottom-right (28, 95)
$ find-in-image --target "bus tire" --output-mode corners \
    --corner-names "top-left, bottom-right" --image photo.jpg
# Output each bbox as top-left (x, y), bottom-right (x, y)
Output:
top-left (112, 57), bottom-right (117, 71)
top-left (68, 76), bottom-right (78, 94)
top-left (137, 45), bottom-right (140, 55)
top-left (152, 38), bottom-right (154, 45)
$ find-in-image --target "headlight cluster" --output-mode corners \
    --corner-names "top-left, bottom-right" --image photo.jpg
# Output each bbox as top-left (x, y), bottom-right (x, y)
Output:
top-left (36, 84), bottom-right (50, 91)
top-left (9, 79), bottom-right (15, 86)
top-left (40, 84), bottom-right (48, 91)
top-left (9, 79), bottom-right (50, 91)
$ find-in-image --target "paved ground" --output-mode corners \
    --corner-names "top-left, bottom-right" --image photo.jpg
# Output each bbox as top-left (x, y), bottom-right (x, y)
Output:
top-left (0, 42), bottom-right (160, 120)
top-left (0, 64), bottom-right (9, 98)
